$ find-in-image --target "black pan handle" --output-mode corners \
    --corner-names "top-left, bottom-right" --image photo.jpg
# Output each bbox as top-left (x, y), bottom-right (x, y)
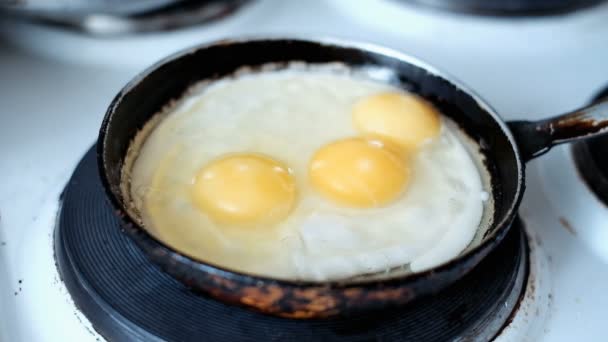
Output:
top-left (507, 97), bottom-right (608, 162)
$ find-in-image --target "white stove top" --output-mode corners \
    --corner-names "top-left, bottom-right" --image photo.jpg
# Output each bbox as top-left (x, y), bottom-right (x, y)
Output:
top-left (1, 0), bottom-right (608, 340)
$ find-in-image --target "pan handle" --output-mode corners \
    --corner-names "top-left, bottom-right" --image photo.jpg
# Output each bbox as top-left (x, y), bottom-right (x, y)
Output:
top-left (507, 97), bottom-right (608, 162)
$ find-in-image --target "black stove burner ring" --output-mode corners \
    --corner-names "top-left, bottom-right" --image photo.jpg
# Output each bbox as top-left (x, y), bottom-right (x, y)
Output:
top-left (55, 146), bottom-right (529, 342)
top-left (572, 86), bottom-right (608, 206)
top-left (397, 0), bottom-right (605, 16)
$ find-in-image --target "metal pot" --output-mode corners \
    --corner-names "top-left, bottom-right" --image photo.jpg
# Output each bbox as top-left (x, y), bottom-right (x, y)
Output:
top-left (98, 38), bottom-right (608, 318)
top-left (0, 0), bottom-right (180, 16)
top-left (0, 0), bottom-right (250, 35)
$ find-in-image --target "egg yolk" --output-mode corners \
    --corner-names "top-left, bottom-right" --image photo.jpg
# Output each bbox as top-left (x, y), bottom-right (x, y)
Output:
top-left (309, 137), bottom-right (410, 208)
top-left (353, 91), bottom-right (440, 149)
top-left (191, 154), bottom-right (296, 226)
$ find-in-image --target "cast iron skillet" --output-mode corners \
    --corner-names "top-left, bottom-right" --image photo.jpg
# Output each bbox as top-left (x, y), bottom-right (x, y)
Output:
top-left (98, 38), bottom-right (608, 318)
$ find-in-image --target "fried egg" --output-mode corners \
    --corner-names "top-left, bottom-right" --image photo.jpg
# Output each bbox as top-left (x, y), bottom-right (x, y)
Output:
top-left (126, 66), bottom-right (490, 281)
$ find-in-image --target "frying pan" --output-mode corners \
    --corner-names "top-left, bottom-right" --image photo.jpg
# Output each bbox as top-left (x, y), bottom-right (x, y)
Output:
top-left (98, 38), bottom-right (608, 318)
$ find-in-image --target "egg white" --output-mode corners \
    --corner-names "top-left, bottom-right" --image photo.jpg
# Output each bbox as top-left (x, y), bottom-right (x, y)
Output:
top-left (128, 67), bottom-right (489, 281)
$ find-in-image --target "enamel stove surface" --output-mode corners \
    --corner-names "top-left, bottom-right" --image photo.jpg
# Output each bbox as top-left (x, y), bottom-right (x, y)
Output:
top-left (2, 0), bottom-right (608, 341)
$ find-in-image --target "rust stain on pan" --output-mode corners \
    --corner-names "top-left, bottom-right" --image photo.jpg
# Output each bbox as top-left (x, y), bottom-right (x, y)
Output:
top-left (558, 217), bottom-right (577, 236)
top-left (190, 271), bottom-right (424, 318)
top-left (237, 284), bottom-right (341, 317)
top-left (364, 287), bottom-right (414, 301)
top-left (240, 285), bottom-right (284, 309)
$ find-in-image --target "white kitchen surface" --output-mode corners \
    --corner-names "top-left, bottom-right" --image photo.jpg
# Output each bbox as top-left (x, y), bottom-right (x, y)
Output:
top-left (1, 0), bottom-right (608, 340)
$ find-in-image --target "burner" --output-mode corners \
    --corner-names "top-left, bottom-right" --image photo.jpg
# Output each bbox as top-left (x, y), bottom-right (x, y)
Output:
top-left (5, 0), bottom-right (253, 35)
top-left (573, 87), bottom-right (608, 206)
top-left (55, 146), bottom-right (529, 342)
top-left (396, 0), bottom-right (605, 16)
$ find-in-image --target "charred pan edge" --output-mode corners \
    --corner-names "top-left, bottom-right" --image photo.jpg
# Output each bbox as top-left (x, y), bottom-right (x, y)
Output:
top-left (97, 37), bottom-right (524, 318)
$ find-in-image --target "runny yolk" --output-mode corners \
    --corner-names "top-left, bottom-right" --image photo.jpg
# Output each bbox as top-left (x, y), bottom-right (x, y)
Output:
top-left (191, 153), bottom-right (296, 226)
top-left (309, 137), bottom-right (411, 208)
top-left (352, 91), bottom-right (440, 149)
